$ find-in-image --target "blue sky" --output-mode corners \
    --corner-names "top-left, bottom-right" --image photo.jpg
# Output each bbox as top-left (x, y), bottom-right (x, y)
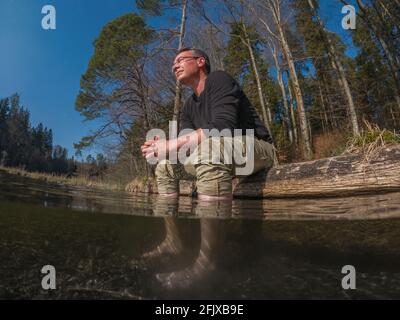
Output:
top-left (0, 0), bottom-right (141, 158)
top-left (0, 0), bottom-right (357, 159)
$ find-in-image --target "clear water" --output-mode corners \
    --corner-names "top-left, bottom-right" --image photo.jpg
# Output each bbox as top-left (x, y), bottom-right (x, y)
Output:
top-left (1, 170), bottom-right (400, 299)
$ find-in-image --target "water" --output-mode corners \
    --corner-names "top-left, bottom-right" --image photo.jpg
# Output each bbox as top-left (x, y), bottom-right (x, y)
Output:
top-left (1, 170), bottom-right (400, 299)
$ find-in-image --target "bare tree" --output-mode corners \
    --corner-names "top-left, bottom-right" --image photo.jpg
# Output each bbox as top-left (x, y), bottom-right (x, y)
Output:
top-left (340, 0), bottom-right (400, 110)
top-left (286, 70), bottom-right (298, 145)
top-left (199, 0), bottom-right (274, 133)
top-left (253, 0), bottom-right (312, 159)
top-left (187, 23), bottom-right (226, 71)
top-left (268, 39), bottom-right (294, 143)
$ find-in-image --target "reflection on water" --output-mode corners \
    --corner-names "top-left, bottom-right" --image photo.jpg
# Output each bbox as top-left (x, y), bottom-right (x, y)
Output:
top-left (2, 172), bottom-right (400, 221)
top-left (1, 171), bottom-right (400, 299)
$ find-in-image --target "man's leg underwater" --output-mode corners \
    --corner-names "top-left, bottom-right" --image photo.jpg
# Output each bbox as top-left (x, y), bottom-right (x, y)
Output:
top-left (155, 212), bottom-right (227, 290)
top-left (142, 160), bottom-right (185, 262)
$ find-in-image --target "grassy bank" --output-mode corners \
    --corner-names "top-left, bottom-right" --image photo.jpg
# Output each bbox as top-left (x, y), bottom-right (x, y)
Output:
top-left (0, 166), bottom-right (124, 191)
top-left (344, 121), bottom-right (400, 154)
top-left (313, 122), bottom-right (400, 160)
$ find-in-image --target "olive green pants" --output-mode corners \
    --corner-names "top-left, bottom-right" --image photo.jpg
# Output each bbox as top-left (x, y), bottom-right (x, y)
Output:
top-left (155, 136), bottom-right (276, 196)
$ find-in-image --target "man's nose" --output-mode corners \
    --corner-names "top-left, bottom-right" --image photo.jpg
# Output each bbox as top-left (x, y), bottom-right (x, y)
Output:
top-left (172, 64), bottom-right (180, 74)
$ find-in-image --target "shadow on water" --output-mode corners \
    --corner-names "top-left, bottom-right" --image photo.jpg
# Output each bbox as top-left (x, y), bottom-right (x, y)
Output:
top-left (1, 170), bottom-right (400, 299)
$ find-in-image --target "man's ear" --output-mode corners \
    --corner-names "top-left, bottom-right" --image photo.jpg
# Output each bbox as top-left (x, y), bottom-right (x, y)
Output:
top-left (197, 57), bottom-right (206, 69)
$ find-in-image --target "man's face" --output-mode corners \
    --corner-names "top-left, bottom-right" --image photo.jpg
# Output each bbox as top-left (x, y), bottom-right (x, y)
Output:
top-left (172, 51), bottom-right (204, 84)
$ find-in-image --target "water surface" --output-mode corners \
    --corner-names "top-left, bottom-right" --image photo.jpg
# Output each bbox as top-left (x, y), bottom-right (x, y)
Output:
top-left (1, 171), bottom-right (400, 299)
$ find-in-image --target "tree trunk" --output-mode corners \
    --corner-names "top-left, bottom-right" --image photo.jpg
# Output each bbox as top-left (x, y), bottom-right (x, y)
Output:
top-left (172, 0), bottom-right (188, 130)
top-left (286, 74), bottom-right (298, 145)
top-left (307, 0), bottom-right (359, 136)
top-left (270, 41), bottom-right (293, 143)
top-left (241, 23), bottom-right (273, 133)
top-left (270, 0), bottom-right (312, 159)
top-left (390, 107), bottom-right (397, 128)
top-left (206, 25), bottom-right (225, 71)
top-left (233, 145), bottom-right (400, 198)
top-left (329, 46), bottom-right (360, 136)
top-left (317, 79), bottom-right (330, 132)
top-left (321, 74), bottom-right (339, 130)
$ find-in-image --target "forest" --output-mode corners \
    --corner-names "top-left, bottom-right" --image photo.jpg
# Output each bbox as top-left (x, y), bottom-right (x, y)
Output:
top-left (0, 94), bottom-right (108, 178)
top-left (74, 0), bottom-right (400, 183)
top-left (0, 94), bottom-right (73, 173)
top-left (2, 0), bottom-right (400, 185)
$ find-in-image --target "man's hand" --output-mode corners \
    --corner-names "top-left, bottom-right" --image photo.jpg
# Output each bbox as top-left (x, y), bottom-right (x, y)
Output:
top-left (141, 137), bottom-right (168, 162)
top-left (140, 128), bottom-right (205, 164)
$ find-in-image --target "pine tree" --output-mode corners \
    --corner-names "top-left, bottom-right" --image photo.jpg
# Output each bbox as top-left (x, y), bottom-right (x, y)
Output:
top-left (352, 16), bottom-right (399, 128)
top-left (293, 0), bottom-right (359, 136)
top-left (75, 13), bottom-right (155, 152)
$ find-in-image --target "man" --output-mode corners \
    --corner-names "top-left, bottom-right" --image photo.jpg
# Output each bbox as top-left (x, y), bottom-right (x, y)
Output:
top-left (141, 48), bottom-right (276, 201)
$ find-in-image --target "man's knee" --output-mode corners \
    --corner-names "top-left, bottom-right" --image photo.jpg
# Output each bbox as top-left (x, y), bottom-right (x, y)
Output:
top-left (155, 159), bottom-right (174, 179)
top-left (184, 136), bottom-right (229, 171)
top-left (197, 136), bottom-right (235, 165)
top-left (155, 160), bottom-right (180, 194)
top-left (195, 163), bottom-right (233, 196)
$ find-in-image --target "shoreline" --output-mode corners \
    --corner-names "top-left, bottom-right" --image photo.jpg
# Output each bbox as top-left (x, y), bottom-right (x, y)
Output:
top-left (0, 166), bottom-right (124, 192)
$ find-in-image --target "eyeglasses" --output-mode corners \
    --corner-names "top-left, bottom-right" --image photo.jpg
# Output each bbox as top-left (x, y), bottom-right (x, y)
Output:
top-left (172, 56), bottom-right (201, 69)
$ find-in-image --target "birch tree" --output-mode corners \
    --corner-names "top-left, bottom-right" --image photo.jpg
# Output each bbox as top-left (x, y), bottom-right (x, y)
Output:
top-left (253, 0), bottom-right (313, 159)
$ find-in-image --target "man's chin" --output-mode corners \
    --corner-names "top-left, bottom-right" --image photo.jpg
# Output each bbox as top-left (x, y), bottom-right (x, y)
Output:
top-left (177, 74), bottom-right (188, 84)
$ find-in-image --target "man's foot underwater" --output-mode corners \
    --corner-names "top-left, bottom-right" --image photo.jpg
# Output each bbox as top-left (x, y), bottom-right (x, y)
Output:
top-left (155, 261), bottom-right (216, 290)
top-left (142, 236), bottom-right (183, 260)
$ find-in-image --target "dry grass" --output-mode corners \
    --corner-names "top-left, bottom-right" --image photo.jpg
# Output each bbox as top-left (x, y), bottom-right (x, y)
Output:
top-left (0, 166), bottom-right (124, 191)
top-left (125, 177), bottom-right (157, 193)
top-left (312, 122), bottom-right (400, 162)
top-left (343, 121), bottom-right (400, 161)
top-left (312, 130), bottom-right (348, 159)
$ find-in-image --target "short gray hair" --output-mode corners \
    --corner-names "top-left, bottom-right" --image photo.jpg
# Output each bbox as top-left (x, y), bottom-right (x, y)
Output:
top-left (176, 47), bottom-right (211, 74)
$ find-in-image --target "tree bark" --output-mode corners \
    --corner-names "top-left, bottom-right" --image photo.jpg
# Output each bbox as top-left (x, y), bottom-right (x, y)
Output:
top-left (233, 145), bottom-right (400, 198)
top-left (317, 79), bottom-right (330, 132)
top-left (321, 73), bottom-right (339, 130)
top-left (286, 73), bottom-right (298, 145)
top-left (270, 41), bottom-right (293, 143)
top-left (269, 0), bottom-right (312, 159)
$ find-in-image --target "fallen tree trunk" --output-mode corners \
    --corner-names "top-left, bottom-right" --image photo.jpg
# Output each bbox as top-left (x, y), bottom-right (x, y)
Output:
top-left (233, 145), bottom-right (400, 198)
top-left (127, 145), bottom-right (400, 199)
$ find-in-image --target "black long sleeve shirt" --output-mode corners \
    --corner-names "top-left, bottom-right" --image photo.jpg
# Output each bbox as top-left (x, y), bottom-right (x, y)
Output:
top-left (180, 70), bottom-right (273, 144)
